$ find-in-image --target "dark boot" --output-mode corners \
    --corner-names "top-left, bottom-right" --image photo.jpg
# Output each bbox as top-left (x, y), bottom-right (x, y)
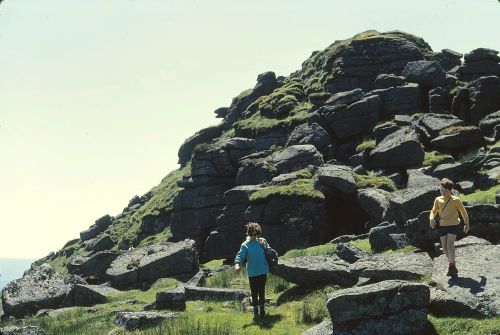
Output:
top-left (259, 304), bottom-right (265, 317)
top-left (253, 306), bottom-right (259, 319)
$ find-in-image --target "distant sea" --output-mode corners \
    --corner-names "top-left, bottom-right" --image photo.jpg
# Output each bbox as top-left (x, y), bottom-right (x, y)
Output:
top-left (0, 258), bottom-right (36, 290)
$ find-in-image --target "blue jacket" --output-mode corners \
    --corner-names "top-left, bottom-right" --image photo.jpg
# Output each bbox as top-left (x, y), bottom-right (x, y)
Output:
top-left (234, 237), bottom-right (270, 277)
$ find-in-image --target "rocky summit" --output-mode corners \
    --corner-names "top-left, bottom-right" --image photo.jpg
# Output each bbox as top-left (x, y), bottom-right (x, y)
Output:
top-left (2, 30), bottom-right (500, 334)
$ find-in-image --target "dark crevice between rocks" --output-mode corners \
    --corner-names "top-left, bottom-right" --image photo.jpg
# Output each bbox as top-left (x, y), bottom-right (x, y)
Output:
top-left (325, 194), bottom-right (369, 239)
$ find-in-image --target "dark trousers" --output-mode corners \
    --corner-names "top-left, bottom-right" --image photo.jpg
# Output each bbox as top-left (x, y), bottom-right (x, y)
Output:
top-left (248, 274), bottom-right (267, 307)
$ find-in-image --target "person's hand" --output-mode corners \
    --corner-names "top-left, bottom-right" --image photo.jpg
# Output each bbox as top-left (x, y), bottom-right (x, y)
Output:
top-left (464, 224), bottom-right (470, 234)
top-left (430, 219), bottom-right (436, 229)
top-left (235, 263), bottom-right (241, 275)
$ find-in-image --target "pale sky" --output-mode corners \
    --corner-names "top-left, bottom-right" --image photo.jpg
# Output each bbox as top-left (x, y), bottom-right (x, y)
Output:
top-left (0, 0), bottom-right (499, 259)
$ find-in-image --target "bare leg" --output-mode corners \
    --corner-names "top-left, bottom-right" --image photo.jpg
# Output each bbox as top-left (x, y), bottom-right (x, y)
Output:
top-left (446, 234), bottom-right (457, 264)
top-left (440, 236), bottom-right (448, 259)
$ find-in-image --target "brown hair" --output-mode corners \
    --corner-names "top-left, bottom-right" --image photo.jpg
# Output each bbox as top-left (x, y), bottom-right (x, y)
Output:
top-left (440, 178), bottom-right (454, 190)
top-left (245, 222), bottom-right (262, 236)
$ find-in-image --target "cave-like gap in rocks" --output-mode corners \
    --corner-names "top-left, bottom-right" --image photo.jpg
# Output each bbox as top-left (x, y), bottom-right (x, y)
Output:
top-left (324, 193), bottom-right (369, 239)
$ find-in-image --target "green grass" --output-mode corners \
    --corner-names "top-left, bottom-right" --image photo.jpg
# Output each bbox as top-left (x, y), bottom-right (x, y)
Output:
top-left (280, 243), bottom-right (336, 260)
top-left (137, 228), bottom-right (173, 248)
top-left (202, 259), bottom-right (225, 270)
top-left (249, 179), bottom-right (325, 202)
top-left (353, 173), bottom-right (396, 192)
top-left (350, 238), bottom-right (372, 253)
top-left (48, 241), bottom-right (88, 275)
top-left (234, 102), bottom-right (311, 137)
top-left (383, 245), bottom-right (419, 254)
top-left (356, 140), bottom-right (376, 153)
top-left (205, 269), bottom-right (292, 296)
top-left (461, 185), bottom-right (500, 204)
top-left (107, 164), bottom-right (190, 249)
top-left (428, 315), bottom-right (500, 335)
top-left (423, 151), bottom-right (454, 167)
top-left (2, 273), bottom-right (498, 335)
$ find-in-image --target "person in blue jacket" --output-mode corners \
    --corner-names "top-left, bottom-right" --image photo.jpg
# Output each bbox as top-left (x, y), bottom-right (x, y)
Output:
top-left (234, 222), bottom-right (271, 318)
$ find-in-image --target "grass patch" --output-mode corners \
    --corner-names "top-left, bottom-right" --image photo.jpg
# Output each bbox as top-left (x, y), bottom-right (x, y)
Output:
top-left (383, 245), bottom-right (419, 254)
top-left (48, 241), bottom-right (88, 275)
top-left (205, 268), bottom-right (292, 296)
top-left (461, 185), bottom-right (500, 204)
top-left (354, 173), bottom-right (396, 192)
top-left (281, 243), bottom-right (336, 260)
top-left (350, 238), bottom-right (372, 253)
top-left (294, 288), bottom-right (334, 325)
top-left (202, 259), bottom-right (225, 270)
top-left (423, 151), bottom-right (454, 167)
top-left (234, 102), bottom-right (311, 137)
top-left (428, 315), bottom-right (500, 335)
top-left (137, 228), bottom-right (173, 248)
top-left (356, 140), bottom-right (376, 153)
top-left (249, 179), bottom-right (325, 202)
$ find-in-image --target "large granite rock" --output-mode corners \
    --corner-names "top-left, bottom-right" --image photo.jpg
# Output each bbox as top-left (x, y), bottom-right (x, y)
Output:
top-left (459, 48), bottom-right (500, 82)
top-left (271, 145), bottom-right (324, 174)
top-left (67, 250), bottom-right (121, 281)
top-left (357, 188), bottom-right (391, 222)
top-left (430, 126), bottom-right (484, 151)
top-left (368, 223), bottom-right (404, 252)
top-left (105, 240), bottom-right (199, 289)
top-left (270, 255), bottom-right (356, 288)
top-left (1, 264), bottom-right (85, 318)
top-left (79, 214), bottom-right (113, 242)
top-left (467, 75), bottom-right (500, 125)
top-left (84, 233), bottom-right (114, 252)
top-left (302, 320), bottom-right (333, 335)
top-left (318, 31), bottom-right (428, 94)
top-left (479, 110), bottom-right (500, 136)
top-left (434, 49), bottom-right (463, 71)
top-left (429, 153), bottom-right (485, 180)
top-left (326, 280), bottom-right (430, 335)
top-left (416, 113), bottom-right (465, 142)
top-left (370, 84), bottom-right (422, 119)
top-left (223, 72), bottom-right (279, 126)
top-left (374, 73), bottom-right (406, 89)
top-left (333, 242), bottom-right (370, 264)
top-left (60, 284), bottom-right (119, 307)
top-left (430, 240), bottom-right (500, 317)
top-left (350, 252), bottom-right (433, 283)
top-left (316, 165), bottom-right (357, 195)
top-left (386, 184), bottom-right (438, 224)
top-left (368, 128), bottom-right (424, 168)
top-left (236, 159), bottom-right (276, 186)
top-left (286, 123), bottom-right (331, 152)
top-left (402, 60), bottom-right (446, 88)
top-left (177, 125), bottom-right (224, 167)
top-left (322, 94), bottom-right (381, 139)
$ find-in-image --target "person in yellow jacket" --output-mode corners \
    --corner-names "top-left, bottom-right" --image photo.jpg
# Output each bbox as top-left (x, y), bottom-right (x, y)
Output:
top-left (429, 178), bottom-right (470, 277)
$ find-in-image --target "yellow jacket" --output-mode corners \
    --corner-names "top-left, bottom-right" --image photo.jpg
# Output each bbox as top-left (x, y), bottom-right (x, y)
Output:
top-left (429, 195), bottom-right (469, 227)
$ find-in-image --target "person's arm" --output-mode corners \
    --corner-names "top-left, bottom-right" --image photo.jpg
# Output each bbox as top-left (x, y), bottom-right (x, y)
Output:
top-left (429, 198), bottom-right (439, 228)
top-left (455, 198), bottom-right (470, 233)
top-left (234, 244), bottom-right (247, 274)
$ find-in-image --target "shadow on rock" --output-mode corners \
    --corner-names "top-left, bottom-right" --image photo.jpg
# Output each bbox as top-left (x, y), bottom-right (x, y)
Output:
top-left (448, 275), bottom-right (487, 294)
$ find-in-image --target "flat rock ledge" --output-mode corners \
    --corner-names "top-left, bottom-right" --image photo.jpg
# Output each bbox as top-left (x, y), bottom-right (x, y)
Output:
top-left (270, 255), bottom-right (357, 288)
top-left (153, 285), bottom-right (250, 310)
top-left (326, 280), bottom-right (430, 335)
top-left (430, 238), bottom-right (500, 317)
top-left (113, 311), bottom-right (177, 331)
